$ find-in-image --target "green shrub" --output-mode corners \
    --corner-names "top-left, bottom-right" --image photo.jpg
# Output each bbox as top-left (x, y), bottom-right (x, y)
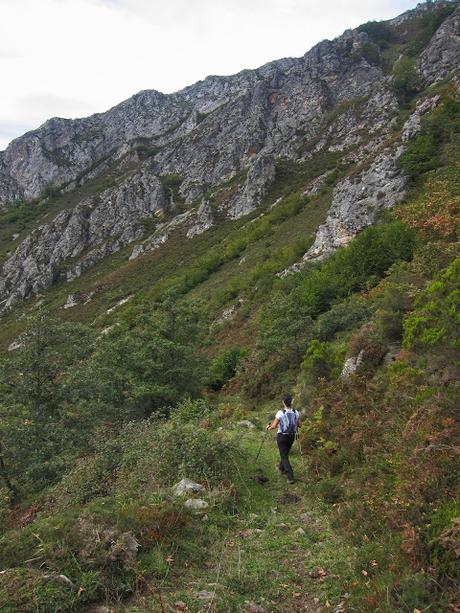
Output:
top-left (403, 258), bottom-right (460, 352)
top-left (392, 56), bottom-right (420, 101)
top-left (315, 299), bottom-right (372, 341)
top-left (406, 5), bottom-right (456, 57)
top-left (0, 568), bottom-right (76, 613)
top-left (357, 21), bottom-right (393, 45)
top-left (207, 346), bottom-right (249, 390)
top-left (316, 477), bottom-right (344, 504)
top-left (301, 340), bottom-right (343, 382)
top-left (171, 397), bottom-right (214, 423)
top-left (399, 134), bottom-right (439, 178)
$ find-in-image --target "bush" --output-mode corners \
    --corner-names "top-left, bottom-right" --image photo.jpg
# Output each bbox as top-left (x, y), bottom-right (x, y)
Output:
top-left (399, 134), bottom-right (439, 178)
top-left (0, 568), bottom-right (76, 613)
top-left (301, 340), bottom-right (343, 382)
top-left (403, 258), bottom-right (460, 352)
top-left (53, 414), bottom-right (241, 506)
top-left (207, 347), bottom-right (249, 390)
top-left (392, 56), bottom-right (419, 101)
top-left (316, 477), bottom-right (344, 504)
top-left (357, 21), bottom-right (393, 45)
top-left (315, 299), bottom-right (372, 341)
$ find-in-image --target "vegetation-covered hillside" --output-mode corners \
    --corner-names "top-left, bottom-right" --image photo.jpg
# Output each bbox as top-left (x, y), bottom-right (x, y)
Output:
top-left (0, 3), bottom-right (459, 612)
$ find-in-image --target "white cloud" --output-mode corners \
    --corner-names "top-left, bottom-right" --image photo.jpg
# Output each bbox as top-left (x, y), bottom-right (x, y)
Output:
top-left (0, 0), bottom-right (417, 150)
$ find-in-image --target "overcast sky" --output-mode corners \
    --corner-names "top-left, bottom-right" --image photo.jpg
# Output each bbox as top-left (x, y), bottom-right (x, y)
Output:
top-left (0, 0), bottom-right (417, 151)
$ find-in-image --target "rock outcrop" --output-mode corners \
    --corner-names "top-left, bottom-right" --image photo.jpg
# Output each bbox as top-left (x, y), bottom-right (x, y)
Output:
top-left (0, 2), bottom-right (459, 308)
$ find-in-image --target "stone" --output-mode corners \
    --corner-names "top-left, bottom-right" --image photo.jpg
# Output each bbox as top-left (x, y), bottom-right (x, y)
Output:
top-left (237, 420), bottom-right (256, 429)
top-left (246, 603), bottom-right (267, 613)
top-left (63, 294), bottom-right (77, 309)
top-left (184, 498), bottom-right (209, 513)
top-left (196, 590), bottom-right (216, 600)
top-left (285, 146), bottom-right (408, 273)
top-left (8, 340), bottom-right (23, 352)
top-left (186, 200), bottom-right (214, 238)
top-left (275, 523), bottom-right (290, 532)
top-left (172, 478), bottom-right (205, 496)
top-left (340, 350), bottom-right (364, 379)
top-left (106, 295), bottom-right (134, 314)
top-left (417, 5), bottom-right (460, 86)
top-left (294, 527), bottom-right (306, 536)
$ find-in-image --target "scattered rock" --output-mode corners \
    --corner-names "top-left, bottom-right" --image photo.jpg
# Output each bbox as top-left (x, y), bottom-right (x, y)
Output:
top-left (98, 323), bottom-right (120, 337)
top-left (237, 420), bottom-right (256, 429)
top-left (186, 200), bottom-right (214, 238)
top-left (106, 295), bottom-right (134, 314)
top-left (275, 523), bottom-right (290, 532)
top-left (107, 532), bottom-right (140, 564)
top-left (294, 527), bottom-right (306, 536)
top-left (239, 528), bottom-right (264, 537)
top-left (63, 294), bottom-right (78, 309)
top-left (8, 340), bottom-right (23, 352)
top-left (196, 590), bottom-right (216, 600)
top-left (184, 499), bottom-right (209, 513)
top-left (174, 602), bottom-right (189, 611)
top-left (43, 574), bottom-right (76, 589)
top-left (340, 350), bottom-right (364, 379)
top-left (172, 478), bottom-right (205, 497)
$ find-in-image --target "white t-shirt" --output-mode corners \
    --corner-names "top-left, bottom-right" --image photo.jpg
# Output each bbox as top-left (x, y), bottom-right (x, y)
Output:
top-left (275, 408), bottom-right (299, 434)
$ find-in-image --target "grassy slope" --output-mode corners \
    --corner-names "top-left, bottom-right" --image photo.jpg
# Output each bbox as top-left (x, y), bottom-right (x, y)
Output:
top-left (126, 428), bottom-right (356, 613)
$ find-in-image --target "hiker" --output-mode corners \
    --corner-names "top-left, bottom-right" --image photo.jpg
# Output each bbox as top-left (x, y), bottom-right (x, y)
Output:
top-left (266, 393), bottom-right (301, 484)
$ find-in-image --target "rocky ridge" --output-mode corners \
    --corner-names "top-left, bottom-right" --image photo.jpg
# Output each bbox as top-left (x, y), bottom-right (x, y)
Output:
top-left (1, 1), bottom-right (460, 309)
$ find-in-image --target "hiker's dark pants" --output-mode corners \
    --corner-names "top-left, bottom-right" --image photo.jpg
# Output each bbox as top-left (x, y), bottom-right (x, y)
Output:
top-left (277, 433), bottom-right (295, 481)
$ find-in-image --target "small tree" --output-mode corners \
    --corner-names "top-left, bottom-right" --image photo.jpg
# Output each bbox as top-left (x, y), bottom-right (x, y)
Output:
top-left (0, 314), bottom-right (94, 494)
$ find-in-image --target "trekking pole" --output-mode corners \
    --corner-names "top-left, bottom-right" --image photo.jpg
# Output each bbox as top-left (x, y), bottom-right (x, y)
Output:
top-left (254, 430), bottom-right (268, 462)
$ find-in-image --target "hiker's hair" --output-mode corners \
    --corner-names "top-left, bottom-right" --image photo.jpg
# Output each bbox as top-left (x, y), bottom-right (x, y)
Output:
top-left (282, 393), bottom-right (292, 407)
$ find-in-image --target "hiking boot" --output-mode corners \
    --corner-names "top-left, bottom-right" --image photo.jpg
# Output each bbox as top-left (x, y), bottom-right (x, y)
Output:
top-left (275, 464), bottom-right (285, 474)
top-left (287, 479), bottom-right (295, 484)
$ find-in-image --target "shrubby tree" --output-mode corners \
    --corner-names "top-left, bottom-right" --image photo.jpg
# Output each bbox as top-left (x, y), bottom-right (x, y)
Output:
top-left (82, 295), bottom-right (206, 420)
top-left (0, 314), bottom-right (94, 494)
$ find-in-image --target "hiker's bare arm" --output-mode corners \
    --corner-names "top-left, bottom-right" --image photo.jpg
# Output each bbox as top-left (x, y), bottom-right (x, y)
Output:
top-left (266, 418), bottom-right (280, 430)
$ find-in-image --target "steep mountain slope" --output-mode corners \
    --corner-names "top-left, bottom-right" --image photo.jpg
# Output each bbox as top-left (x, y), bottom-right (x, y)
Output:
top-left (0, 3), bottom-right (459, 612)
top-left (1, 1), bottom-right (459, 313)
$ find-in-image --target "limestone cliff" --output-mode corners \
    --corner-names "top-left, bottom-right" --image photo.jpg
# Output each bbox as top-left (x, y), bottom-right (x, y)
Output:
top-left (1, 1), bottom-right (459, 309)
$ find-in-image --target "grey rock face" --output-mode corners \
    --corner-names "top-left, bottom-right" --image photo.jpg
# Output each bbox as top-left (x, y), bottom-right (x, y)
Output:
top-left (417, 4), bottom-right (460, 85)
top-left (186, 200), bottom-right (214, 238)
top-left (0, 4), bottom-right (459, 306)
top-left (0, 161), bottom-right (167, 307)
top-left (287, 146), bottom-right (408, 271)
top-left (401, 95), bottom-right (442, 141)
